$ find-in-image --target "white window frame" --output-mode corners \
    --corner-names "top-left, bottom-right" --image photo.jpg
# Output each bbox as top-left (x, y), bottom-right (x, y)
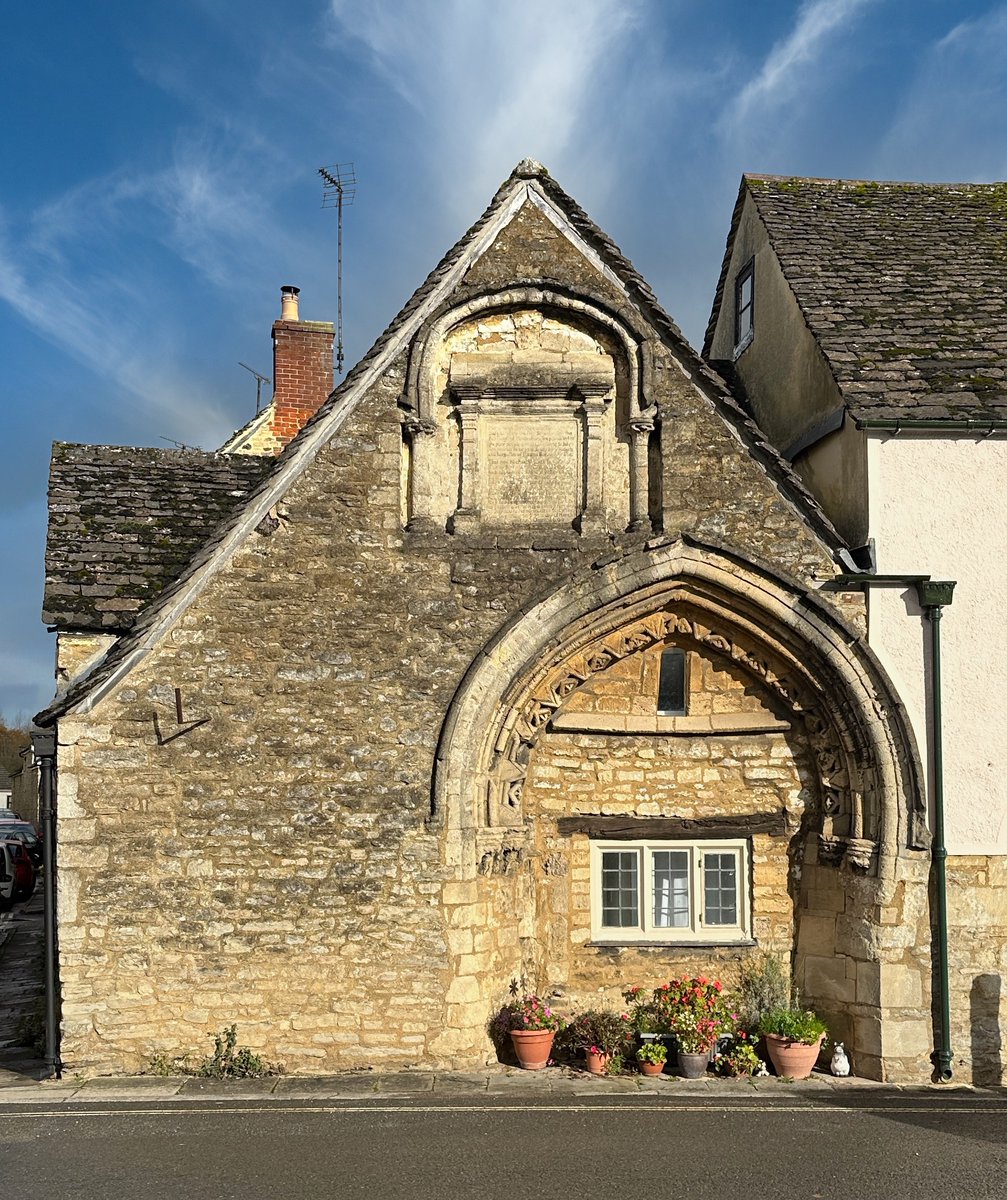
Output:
top-left (589, 838), bottom-right (750, 945)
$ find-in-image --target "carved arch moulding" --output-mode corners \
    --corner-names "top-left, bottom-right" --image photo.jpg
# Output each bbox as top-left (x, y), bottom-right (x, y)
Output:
top-left (399, 286), bottom-right (660, 535)
top-left (432, 540), bottom-right (928, 878)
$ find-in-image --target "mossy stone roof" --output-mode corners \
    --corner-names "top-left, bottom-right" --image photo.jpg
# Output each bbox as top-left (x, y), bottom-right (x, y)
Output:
top-left (44, 443), bottom-right (272, 630)
top-left (744, 175), bottom-right (1007, 422)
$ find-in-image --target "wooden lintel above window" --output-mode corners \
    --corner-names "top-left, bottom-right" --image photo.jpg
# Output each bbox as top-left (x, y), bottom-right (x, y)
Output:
top-left (557, 812), bottom-right (787, 840)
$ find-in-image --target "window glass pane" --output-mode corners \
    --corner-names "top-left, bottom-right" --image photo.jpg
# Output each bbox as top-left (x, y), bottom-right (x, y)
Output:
top-left (657, 648), bottom-right (686, 714)
top-left (736, 266), bottom-right (754, 344)
top-left (601, 850), bottom-right (639, 928)
top-left (652, 849), bottom-right (690, 927)
top-left (739, 274), bottom-right (752, 308)
top-left (703, 852), bottom-right (738, 926)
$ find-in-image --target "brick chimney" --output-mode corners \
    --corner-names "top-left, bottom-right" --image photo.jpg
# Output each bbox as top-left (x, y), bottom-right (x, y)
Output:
top-left (270, 286), bottom-right (334, 450)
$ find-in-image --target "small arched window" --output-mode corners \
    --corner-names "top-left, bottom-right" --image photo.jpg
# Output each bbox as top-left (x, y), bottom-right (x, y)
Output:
top-left (657, 648), bottom-right (687, 716)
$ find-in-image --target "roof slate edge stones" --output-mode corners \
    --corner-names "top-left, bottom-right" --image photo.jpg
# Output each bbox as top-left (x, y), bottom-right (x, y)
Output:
top-left (35, 159), bottom-right (846, 726)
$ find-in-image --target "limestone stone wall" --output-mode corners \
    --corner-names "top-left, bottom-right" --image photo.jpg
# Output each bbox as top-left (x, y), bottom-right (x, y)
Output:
top-left (53, 194), bottom-right (871, 1075)
top-left (515, 636), bottom-right (812, 1011)
top-left (944, 855), bottom-right (1007, 1085)
top-left (56, 632), bottom-right (117, 690)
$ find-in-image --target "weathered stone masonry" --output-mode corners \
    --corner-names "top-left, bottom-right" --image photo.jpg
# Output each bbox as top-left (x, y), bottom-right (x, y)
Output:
top-left (47, 166), bottom-right (929, 1079)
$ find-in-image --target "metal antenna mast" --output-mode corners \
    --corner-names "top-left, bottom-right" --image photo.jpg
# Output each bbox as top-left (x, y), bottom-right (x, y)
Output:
top-left (318, 163), bottom-right (356, 375)
top-left (238, 361), bottom-right (272, 413)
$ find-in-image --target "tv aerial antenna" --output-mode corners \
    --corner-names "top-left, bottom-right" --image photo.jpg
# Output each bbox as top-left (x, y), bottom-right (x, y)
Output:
top-left (238, 361), bottom-right (272, 413)
top-left (318, 162), bottom-right (356, 375)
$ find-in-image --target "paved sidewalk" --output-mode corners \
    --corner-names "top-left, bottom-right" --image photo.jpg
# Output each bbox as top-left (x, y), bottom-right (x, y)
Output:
top-left (0, 887), bottom-right (44, 1080)
top-left (1, 894), bottom-right (999, 1107)
top-left (0, 1062), bottom-right (998, 1106)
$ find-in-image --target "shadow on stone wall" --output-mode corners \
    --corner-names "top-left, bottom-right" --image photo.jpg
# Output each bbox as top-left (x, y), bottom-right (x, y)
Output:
top-left (970, 973), bottom-right (1002, 1086)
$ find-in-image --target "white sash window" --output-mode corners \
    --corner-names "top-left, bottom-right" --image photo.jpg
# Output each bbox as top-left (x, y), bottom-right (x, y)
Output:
top-left (591, 839), bottom-right (750, 944)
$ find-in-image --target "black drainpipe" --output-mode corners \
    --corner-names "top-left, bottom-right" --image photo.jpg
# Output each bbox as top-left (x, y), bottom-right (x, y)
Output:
top-left (30, 727), bottom-right (61, 1079)
top-left (829, 573), bottom-right (956, 1081)
top-left (916, 580), bottom-right (956, 1081)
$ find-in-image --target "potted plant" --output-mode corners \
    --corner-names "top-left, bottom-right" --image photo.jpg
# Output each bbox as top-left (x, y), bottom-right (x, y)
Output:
top-left (494, 994), bottom-right (565, 1070)
top-left (655, 977), bottom-right (729, 1078)
top-left (568, 1009), bottom-right (633, 1074)
top-left (760, 1006), bottom-right (828, 1079)
top-left (635, 1039), bottom-right (668, 1076)
top-left (713, 1028), bottom-right (764, 1077)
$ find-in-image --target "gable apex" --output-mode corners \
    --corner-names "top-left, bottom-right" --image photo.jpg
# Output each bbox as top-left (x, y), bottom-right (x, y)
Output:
top-left (36, 164), bottom-right (845, 726)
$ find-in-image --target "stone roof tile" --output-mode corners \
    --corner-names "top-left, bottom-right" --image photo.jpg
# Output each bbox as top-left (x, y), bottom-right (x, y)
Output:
top-left (44, 444), bottom-right (272, 630)
top-left (736, 175), bottom-right (1007, 422)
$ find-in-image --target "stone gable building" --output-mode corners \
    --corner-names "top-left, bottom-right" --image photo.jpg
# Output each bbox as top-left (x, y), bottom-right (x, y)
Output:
top-left (38, 161), bottom-right (976, 1082)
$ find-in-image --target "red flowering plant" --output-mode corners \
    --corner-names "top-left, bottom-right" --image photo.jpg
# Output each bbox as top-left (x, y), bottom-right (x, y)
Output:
top-left (653, 976), bottom-right (731, 1054)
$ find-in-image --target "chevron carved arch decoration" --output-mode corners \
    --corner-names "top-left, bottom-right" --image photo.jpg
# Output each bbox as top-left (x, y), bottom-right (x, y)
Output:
top-left (494, 599), bottom-right (867, 865)
top-left (433, 538), bottom-right (928, 879)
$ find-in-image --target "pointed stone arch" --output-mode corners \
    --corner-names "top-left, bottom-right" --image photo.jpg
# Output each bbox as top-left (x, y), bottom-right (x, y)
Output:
top-left (433, 536), bottom-right (926, 877)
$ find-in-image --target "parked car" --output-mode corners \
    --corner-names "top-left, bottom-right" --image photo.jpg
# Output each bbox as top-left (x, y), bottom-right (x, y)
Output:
top-left (1, 826), bottom-right (42, 870)
top-left (0, 808), bottom-right (20, 821)
top-left (0, 843), bottom-right (15, 910)
top-left (0, 840), bottom-right (34, 903)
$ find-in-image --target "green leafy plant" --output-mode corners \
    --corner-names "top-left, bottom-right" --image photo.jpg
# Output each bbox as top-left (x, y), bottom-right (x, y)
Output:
top-left (714, 1029), bottom-right (763, 1077)
top-left (760, 1007), bottom-right (828, 1045)
top-left (636, 1040), bottom-right (668, 1065)
top-left (566, 1008), bottom-right (633, 1057)
top-left (145, 1026), bottom-right (280, 1079)
top-left (737, 953), bottom-right (791, 1031)
top-left (147, 1051), bottom-right (191, 1077)
top-left (605, 1052), bottom-right (626, 1075)
top-left (196, 1025), bottom-right (278, 1079)
top-left (622, 985), bottom-right (660, 1034)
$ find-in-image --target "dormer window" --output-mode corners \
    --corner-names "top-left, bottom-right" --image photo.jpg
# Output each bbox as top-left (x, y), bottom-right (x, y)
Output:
top-left (734, 259), bottom-right (754, 356)
top-left (657, 648), bottom-right (687, 715)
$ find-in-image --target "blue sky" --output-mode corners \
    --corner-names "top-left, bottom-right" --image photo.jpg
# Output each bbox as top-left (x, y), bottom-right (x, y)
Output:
top-left (2, 0), bottom-right (1006, 722)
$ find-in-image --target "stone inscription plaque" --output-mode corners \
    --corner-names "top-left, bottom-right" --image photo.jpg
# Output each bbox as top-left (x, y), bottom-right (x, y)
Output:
top-left (481, 415), bottom-right (581, 524)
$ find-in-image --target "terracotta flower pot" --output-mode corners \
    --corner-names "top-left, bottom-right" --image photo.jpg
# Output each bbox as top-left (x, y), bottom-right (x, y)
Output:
top-left (510, 1028), bottom-right (555, 1071)
top-left (585, 1050), bottom-right (610, 1075)
top-left (764, 1032), bottom-right (825, 1080)
top-left (638, 1058), bottom-right (665, 1077)
top-left (677, 1050), bottom-right (710, 1079)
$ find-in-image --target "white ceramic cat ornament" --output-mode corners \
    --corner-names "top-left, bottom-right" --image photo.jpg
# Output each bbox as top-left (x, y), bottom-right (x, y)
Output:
top-left (830, 1042), bottom-right (851, 1076)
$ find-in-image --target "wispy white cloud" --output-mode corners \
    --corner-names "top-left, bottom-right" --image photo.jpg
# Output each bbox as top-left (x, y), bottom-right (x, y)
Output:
top-left (0, 135), bottom-right (307, 444)
top-left (326, 0), bottom-right (652, 221)
top-left (719, 0), bottom-right (875, 140)
top-left (0, 216), bottom-right (223, 443)
top-left (875, 5), bottom-right (1007, 181)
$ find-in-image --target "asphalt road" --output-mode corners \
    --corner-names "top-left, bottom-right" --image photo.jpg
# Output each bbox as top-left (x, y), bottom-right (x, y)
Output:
top-left (2, 1092), bottom-right (1006, 1200)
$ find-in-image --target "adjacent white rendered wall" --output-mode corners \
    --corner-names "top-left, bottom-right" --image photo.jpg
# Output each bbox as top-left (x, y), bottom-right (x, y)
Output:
top-left (867, 433), bottom-right (1007, 853)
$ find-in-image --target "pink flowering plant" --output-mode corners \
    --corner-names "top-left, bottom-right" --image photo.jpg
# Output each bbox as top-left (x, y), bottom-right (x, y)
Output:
top-left (499, 994), bottom-right (565, 1033)
top-left (653, 976), bottom-right (731, 1053)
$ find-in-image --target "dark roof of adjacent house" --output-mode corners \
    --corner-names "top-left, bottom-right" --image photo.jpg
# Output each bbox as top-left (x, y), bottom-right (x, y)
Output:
top-left (706, 175), bottom-right (1007, 423)
top-left (44, 443), bottom-right (272, 630)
